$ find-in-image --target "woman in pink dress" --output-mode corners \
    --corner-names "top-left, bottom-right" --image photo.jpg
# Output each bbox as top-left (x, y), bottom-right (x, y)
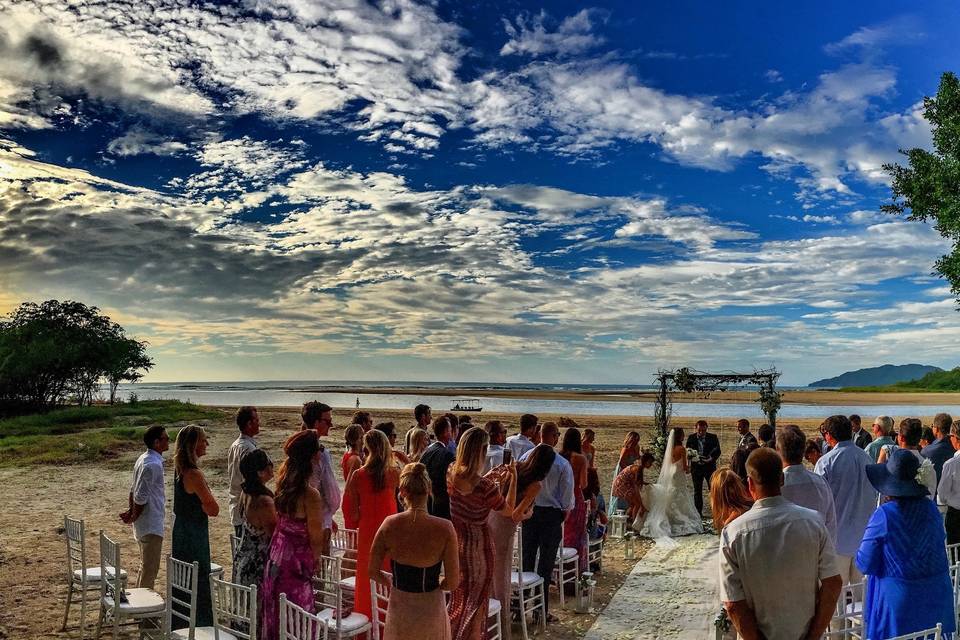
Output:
top-left (340, 424), bottom-right (364, 529)
top-left (448, 427), bottom-right (517, 640)
top-left (559, 420), bottom-right (589, 571)
top-left (344, 430), bottom-right (398, 618)
top-left (260, 430), bottom-right (328, 640)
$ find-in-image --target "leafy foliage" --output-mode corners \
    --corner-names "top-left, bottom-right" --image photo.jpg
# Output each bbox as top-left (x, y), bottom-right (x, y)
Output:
top-left (883, 72), bottom-right (960, 298)
top-left (844, 366), bottom-right (960, 392)
top-left (0, 300), bottom-right (154, 413)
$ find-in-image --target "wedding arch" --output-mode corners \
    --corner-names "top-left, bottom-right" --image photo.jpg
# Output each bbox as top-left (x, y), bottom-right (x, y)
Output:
top-left (652, 367), bottom-right (782, 455)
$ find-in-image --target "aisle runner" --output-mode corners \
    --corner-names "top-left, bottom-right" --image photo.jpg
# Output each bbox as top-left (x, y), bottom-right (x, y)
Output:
top-left (586, 534), bottom-right (720, 640)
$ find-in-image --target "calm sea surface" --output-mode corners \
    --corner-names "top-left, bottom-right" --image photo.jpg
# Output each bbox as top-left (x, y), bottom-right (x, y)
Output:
top-left (116, 381), bottom-right (960, 419)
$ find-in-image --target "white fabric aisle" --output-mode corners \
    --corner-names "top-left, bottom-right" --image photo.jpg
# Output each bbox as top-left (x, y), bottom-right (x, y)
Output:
top-left (585, 534), bottom-right (721, 640)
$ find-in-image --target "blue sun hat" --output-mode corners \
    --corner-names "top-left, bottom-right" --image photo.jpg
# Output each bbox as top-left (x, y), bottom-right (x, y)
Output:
top-left (865, 448), bottom-right (930, 498)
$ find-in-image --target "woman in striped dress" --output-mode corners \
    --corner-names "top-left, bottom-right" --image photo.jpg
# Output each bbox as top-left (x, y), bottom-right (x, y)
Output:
top-left (448, 427), bottom-right (517, 640)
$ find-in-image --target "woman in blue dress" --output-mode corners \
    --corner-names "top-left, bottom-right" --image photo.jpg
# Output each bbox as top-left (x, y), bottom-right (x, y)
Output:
top-left (857, 448), bottom-right (955, 639)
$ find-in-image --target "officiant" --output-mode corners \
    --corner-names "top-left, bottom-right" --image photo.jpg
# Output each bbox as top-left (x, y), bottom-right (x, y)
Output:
top-left (687, 420), bottom-right (721, 517)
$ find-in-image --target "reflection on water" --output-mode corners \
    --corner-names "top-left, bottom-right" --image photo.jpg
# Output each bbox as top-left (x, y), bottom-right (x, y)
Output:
top-left (118, 384), bottom-right (960, 419)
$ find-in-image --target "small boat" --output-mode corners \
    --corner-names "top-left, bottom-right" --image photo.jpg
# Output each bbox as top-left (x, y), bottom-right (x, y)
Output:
top-left (451, 398), bottom-right (482, 412)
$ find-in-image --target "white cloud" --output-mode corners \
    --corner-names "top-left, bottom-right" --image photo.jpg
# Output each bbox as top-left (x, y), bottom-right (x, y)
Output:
top-left (824, 16), bottom-right (925, 55)
top-left (500, 10), bottom-right (604, 58)
top-left (106, 126), bottom-right (188, 157)
top-left (764, 69), bottom-right (783, 83)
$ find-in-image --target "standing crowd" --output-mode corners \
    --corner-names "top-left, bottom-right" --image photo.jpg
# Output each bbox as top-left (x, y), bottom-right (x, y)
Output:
top-left (122, 403), bottom-right (602, 640)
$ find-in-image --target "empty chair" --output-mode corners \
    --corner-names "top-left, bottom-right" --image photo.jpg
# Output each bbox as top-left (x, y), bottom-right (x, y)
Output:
top-left (587, 536), bottom-right (603, 572)
top-left (487, 598), bottom-right (502, 640)
top-left (948, 542), bottom-right (960, 567)
top-left (166, 555), bottom-right (200, 639)
top-left (93, 531), bottom-right (164, 640)
top-left (885, 624), bottom-right (943, 640)
top-left (369, 578), bottom-right (391, 640)
top-left (61, 516), bottom-right (127, 639)
top-left (202, 577), bottom-right (258, 640)
top-left (510, 525), bottom-right (545, 640)
top-left (279, 594), bottom-right (327, 640)
top-left (331, 528), bottom-right (358, 603)
top-left (553, 519), bottom-right (579, 608)
top-left (312, 554), bottom-right (370, 640)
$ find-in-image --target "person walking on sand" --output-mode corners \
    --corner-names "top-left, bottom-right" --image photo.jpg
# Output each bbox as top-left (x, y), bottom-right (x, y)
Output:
top-left (228, 406), bottom-right (260, 538)
top-left (120, 425), bottom-right (169, 590)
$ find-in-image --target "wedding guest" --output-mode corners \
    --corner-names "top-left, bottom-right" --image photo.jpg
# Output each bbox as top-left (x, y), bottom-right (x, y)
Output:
top-left (260, 431), bottom-right (327, 640)
top-left (709, 468), bottom-right (752, 530)
top-left (814, 415), bottom-right (877, 585)
top-left (172, 425), bottom-right (218, 628)
top-left (721, 448), bottom-right (841, 640)
top-left (421, 416), bottom-right (456, 519)
top-left (405, 427), bottom-right (430, 462)
top-left (352, 410), bottom-right (373, 433)
top-left (120, 425), bottom-right (168, 590)
top-left (301, 401), bottom-right (341, 552)
top-left (369, 463), bottom-right (460, 640)
top-left (937, 420), bottom-right (960, 544)
top-left (735, 419), bottom-right (758, 449)
top-left (757, 424), bottom-right (775, 449)
top-left (584, 468), bottom-right (608, 543)
top-left (921, 412), bottom-right (954, 484)
top-left (520, 421), bottom-right (573, 620)
top-left (582, 429), bottom-right (597, 468)
top-left (880, 418), bottom-right (937, 499)
top-left (559, 420), bottom-right (589, 570)
top-left (531, 423), bottom-right (542, 445)
top-left (414, 404), bottom-right (432, 429)
top-left (376, 421), bottom-right (410, 465)
top-left (234, 449), bottom-right (276, 587)
top-left (864, 416), bottom-right (895, 462)
top-left (344, 430), bottom-right (399, 618)
top-left (851, 414), bottom-right (873, 449)
top-left (730, 444), bottom-right (757, 485)
top-left (506, 414), bottom-right (538, 461)
top-left (611, 453), bottom-right (655, 521)
top-left (804, 439), bottom-right (823, 466)
top-left (444, 413), bottom-right (461, 456)
top-left (686, 420), bottom-right (721, 517)
top-left (920, 427), bottom-right (935, 449)
top-left (487, 444), bottom-right (554, 640)
top-left (342, 424), bottom-right (364, 482)
top-left (449, 426), bottom-right (517, 640)
top-left (858, 449), bottom-right (955, 639)
top-left (228, 406), bottom-right (260, 538)
top-left (483, 420), bottom-right (507, 473)
top-left (610, 431), bottom-right (641, 513)
top-left (459, 415), bottom-right (474, 430)
top-left (778, 425), bottom-right (837, 543)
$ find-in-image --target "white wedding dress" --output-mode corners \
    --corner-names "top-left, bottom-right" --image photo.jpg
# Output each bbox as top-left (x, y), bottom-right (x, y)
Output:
top-left (633, 429), bottom-right (704, 543)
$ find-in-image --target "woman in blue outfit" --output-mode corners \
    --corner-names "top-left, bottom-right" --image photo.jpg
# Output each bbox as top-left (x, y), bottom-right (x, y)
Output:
top-left (857, 448), bottom-right (955, 639)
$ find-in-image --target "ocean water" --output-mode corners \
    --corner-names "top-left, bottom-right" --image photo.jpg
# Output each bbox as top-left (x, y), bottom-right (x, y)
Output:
top-left (116, 381), bottom-right (960, 419)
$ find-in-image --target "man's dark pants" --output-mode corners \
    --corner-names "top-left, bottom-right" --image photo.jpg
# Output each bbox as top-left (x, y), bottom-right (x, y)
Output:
top-left (947, 507), bottom-right (960, 545)
top-left (690, 463), bottom-right (716, 516)
top-left (521, 506), bottom-right (565, 615)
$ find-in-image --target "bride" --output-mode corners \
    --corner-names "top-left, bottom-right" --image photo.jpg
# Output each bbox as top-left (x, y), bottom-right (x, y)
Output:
top-left (633, 427), bottom-right (703, 540)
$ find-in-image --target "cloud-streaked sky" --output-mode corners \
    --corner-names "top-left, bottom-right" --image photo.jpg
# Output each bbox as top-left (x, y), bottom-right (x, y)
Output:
top-left (1, 0), bottom-right (957, 385)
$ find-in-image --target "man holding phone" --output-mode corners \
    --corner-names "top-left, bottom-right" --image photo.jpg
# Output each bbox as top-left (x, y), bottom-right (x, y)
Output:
top-left (484, 420), bottom-right (508, 473)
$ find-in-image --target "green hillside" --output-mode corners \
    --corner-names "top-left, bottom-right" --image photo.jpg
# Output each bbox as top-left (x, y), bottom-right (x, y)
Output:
top-left (842, 367), bottom-right (960, 392)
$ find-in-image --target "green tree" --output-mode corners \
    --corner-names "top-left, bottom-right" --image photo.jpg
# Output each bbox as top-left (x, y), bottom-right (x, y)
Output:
top-left (105, 337), bottom-right (153, 404)
top-left (883, 72), bottom-right (960, 296)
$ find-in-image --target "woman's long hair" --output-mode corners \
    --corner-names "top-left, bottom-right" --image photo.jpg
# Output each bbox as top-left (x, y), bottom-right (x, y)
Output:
top-left (174, 425), bottom-right (205, 477)
top-left (344, 424), bottom-right (364, 453)
top-left (452, 426), bottom-right (489, 478)
top-left (560, 426), bottom-right (583, 460)
top-left (363, 430), bottom-right (393, 492)
top-left (517, 444), bottom-right (556, 495)
top-left (622, 430), bottom-right (640, 449)
top-left (710, 467), bottom-right (753, 531)
top-left (274, 430), bottom-right (320, 516)
top-left (240, 449), bottom-right (274, 498)
top-left (406, 427), bottom-right (430, 461)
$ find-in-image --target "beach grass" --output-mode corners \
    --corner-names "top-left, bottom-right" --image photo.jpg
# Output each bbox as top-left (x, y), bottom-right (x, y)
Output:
top-left (0, 400), bottom-right (221, 466)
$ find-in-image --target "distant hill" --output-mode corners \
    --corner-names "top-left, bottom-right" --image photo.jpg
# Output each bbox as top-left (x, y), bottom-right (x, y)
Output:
top-left (885, 367), bottom-right (960, 391)
top-left (808, 364), bottom-right (943, 388)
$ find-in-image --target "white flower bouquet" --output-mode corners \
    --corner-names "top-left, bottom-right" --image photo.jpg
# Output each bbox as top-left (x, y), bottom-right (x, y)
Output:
top-left (916, 458), bottom-right (935, 488)
top-left (686, 447), bottom-right (702, 464)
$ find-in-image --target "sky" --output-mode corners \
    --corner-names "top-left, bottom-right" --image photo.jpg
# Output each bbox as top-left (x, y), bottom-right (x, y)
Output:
top-left (0, 0), bottom-right (958, 386)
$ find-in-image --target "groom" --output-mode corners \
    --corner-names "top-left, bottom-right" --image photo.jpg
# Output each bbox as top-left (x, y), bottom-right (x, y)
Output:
top-left (686, 420), bottom-right (721, 517)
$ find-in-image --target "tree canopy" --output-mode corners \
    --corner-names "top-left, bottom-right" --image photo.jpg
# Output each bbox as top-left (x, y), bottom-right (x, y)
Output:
top-left (0, 300), bottom-right (154, 412)
top-left (883, 71), bottom-right (960, 297)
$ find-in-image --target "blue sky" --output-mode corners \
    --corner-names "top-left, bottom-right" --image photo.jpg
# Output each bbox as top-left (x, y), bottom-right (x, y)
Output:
top-left (0, 0), bottom-right (958, 385)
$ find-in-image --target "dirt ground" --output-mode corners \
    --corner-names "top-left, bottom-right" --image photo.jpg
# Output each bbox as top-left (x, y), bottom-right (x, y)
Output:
top-left (0, 407), bottom-right (826, 640)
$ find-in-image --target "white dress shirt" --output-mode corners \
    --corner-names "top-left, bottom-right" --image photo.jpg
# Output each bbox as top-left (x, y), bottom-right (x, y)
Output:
top-left (814, 441), bottom-right (877, 557)
top-left (132, 449), bottom-right (165, 540)
top-left (782, 464), bottom-right (838, 544)
top-left (520, 447), bottom-right (574, 511)
top-left (506, 434), bottom-right (535, 461)
top-left (720, 496), bottom-right (838, 640)
top-left (310, 447), bottom-right (342, 529)
top-left (484, 444), bottom-right (504, 474)
top-left (227, 434), bottom-right (259, 526)
top-left (938, 451), bottom-right (960, 510)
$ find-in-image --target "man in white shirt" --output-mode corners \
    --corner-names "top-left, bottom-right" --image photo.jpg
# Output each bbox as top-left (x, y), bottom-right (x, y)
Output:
top-left (937, 420), bottom-right (960, 544)
top-left (777, 425), bottom-right (838, 544)
top-left (721, 448), bottom-right (841, 640)
top-left (119, 425), bottom-right (169, 589)
top-left (506, 414), bottom-right (538, 461)
top-left (302, 401), bottom-right (341, 553)
top-left (227, 406), bottom-right (260, 537)
top-left (484, 420), bottom-right (507, 473)
top-left (736, 418), bottom-right (758, 449)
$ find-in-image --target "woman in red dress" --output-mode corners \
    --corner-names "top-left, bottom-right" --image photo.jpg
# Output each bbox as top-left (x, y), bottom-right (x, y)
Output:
top-left (340, 424), bottom-right (364, 530)
top-left (343, 430), bottom-right (398, 618)
top-left (559, 419), bottom-right (589, 571)
top-left (448, 427), bottom-right (517, 640)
